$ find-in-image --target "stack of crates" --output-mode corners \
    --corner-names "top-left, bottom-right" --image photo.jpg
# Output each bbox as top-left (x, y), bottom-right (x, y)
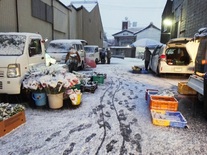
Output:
top-left (145, 88), bottom-right (187, 128)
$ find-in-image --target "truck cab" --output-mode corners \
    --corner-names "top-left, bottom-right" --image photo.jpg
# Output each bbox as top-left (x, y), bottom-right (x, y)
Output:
top-left (0, 32), bottom-right (46, 94)
top-left (187, 28), bottom-right (207, 116)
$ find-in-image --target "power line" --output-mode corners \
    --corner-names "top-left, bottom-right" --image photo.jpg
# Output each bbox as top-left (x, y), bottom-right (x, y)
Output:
top-left (99, 3), bottom-right (164, 10)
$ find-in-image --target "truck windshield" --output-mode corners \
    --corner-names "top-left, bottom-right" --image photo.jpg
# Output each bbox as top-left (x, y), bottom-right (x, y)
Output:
top-left (47, 42), bottom-right (72, 53)
top-left (84, 47), bottom-right (95, 53)
top-left (0, 34), bottom-right (26, 56)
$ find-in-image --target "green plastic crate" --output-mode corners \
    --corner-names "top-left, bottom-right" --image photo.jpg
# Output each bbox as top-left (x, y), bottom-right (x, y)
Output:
top-left (92, 75), bottom-right (104, 84)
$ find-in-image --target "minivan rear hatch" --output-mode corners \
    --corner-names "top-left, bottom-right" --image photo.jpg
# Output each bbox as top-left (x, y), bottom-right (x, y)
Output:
top-left (166, 38), bottom-right (199, 62)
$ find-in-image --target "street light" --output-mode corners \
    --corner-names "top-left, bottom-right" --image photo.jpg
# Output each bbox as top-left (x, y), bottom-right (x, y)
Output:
top-left (163, 19), bottom-right (172, 26)
top-left (163, 18), bottom-right (172, 40)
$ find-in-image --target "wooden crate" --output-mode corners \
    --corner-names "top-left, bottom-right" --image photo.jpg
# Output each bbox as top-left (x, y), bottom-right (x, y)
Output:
top-left (0, 111), bottom-right (26, 137)
top-left (177, 82), bottom-right (197, 95)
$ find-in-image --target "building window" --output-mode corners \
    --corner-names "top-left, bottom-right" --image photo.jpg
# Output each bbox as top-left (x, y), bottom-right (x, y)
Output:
top-left (32, 0), bottom-right (53, 23)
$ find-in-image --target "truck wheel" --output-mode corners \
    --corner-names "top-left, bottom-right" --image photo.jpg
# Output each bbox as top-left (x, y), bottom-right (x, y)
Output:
top-left (204, 99), bottom-right (207, 118)
top-left (198, 93), bottom-right (204, 102)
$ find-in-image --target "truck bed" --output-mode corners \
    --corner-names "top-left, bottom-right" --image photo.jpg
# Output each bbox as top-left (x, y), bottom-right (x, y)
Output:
top-left (187, 74), bottom-right (203, 95)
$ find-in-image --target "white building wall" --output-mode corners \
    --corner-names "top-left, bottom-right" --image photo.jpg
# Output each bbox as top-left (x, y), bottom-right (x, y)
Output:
top-left (136, 27), bottom-right (161, 42)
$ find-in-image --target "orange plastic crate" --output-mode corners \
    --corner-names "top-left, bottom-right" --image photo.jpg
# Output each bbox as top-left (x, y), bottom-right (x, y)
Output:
top-left (150, 95), bottom-right (178, 111)
top-left (0, 111), bottom-right (26, 137)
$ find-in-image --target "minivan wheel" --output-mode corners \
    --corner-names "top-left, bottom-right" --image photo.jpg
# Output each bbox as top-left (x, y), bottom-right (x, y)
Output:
top-left (80, 61), bottom-right (84, 70)
top-left (156, 67), bottom-right (160, 76)
top-left (95, 58), bottom-right (99, 64)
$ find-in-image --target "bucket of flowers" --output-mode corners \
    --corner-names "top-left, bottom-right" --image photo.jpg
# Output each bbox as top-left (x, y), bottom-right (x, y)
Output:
top-left (22, 64), bottom-right (80, 109)
top-left (23, 71), bottom-right (47, 107)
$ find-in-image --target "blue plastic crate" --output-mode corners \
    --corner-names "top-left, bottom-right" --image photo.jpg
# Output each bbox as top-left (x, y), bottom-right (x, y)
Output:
top-left (166, 111), bottom-right (187, 128)
top-left (151, 110), bottom-right (187, 128)
top-left (147, 90), bottom-right (158, 105)
top-left (145, 89), bottom-right (158, 100)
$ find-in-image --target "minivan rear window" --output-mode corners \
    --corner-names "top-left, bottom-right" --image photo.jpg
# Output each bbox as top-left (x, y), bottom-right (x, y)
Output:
top-left (47, 42), bottom-right (72, 53)
top-left (0, 35), bottom-right (26, 56)
top-left (165, 48), bottom-right (190, 65)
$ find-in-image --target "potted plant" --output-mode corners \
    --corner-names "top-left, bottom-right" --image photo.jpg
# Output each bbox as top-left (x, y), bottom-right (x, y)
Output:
top-left (0, 103), bottom-right (26, 137)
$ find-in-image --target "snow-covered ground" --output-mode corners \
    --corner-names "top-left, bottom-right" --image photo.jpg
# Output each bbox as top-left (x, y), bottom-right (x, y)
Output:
top-left (1, 58), bottom-right (207, 155)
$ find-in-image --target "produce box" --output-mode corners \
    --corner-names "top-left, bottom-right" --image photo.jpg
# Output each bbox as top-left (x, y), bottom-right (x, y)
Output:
top-left (177, 82), bottom-right (197, 95)
top-left (81, 81), bottom-right (98, 93)
top-left (92, 75), bottom-right (104, 84)
top-left (147, 90), bottom-right (158, 105)
top-left (145, 89), bottom-right (158, 100)
top-left (151, 109), bottom-right (187, 128)
top-left (150, 95), bottom-right (178, 111)
top-left (0, 111), bottom-right (26, 137)
top-left (96, 73), bottom-right (107, 79)
top-left (93, 72), bottom-right (107, 79)
top-left (132, 66), bottom-right (142, 73)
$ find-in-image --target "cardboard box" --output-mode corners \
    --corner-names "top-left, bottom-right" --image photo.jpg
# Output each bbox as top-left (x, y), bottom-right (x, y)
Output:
top-left (0, 111), bottom-right (26, 137)
top-left (178, 82), bottom-right (197, 95)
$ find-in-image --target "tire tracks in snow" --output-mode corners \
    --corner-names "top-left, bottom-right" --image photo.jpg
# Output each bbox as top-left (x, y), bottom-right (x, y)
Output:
top-left (95, 77), bottom-right (142, 155)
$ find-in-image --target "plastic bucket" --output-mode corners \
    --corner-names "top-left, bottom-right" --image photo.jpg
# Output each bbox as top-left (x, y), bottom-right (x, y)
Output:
top-left (47, 93), bottom-right (63, 109)
top-left (32, 93), bottom-right (47, 106)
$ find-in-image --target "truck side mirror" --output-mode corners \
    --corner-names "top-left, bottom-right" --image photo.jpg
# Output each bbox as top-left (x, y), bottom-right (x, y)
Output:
top-left (41, 38), bottom-right (48, 43)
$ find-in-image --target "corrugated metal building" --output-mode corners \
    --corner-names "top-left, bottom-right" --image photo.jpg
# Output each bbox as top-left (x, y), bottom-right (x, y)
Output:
top-left (0, 0), bottom-right (104, 47)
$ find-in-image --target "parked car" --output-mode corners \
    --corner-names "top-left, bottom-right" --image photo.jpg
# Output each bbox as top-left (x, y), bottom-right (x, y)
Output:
top-left (84, 45), bottom-right (100, 64)
top-left (149, 38), bottom-right (199, 76)
top-left (46, 39), bottom-right (87, 69)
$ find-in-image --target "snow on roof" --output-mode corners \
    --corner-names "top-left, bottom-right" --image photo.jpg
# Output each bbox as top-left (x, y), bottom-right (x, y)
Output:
top-left (194, 27), bottom-right (207, 39)
top-left (49, 39), bottom-right (87, 44)
top-left (71, 1), bottom-right (97, 12)
top-left (0, 34), bottom-right (26, 55)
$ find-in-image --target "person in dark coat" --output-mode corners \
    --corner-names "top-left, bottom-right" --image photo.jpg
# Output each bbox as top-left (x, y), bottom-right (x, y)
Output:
top-left (143, 47), bottom-right (151, 71)
top-left (106, 48), bottom-right (111, 64)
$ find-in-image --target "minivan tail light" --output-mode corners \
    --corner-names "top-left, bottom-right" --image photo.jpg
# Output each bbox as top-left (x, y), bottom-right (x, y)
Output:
top-left (160, 54), bottom-right (166, 60)
top-left (7, 64), bottom-right (21, 78)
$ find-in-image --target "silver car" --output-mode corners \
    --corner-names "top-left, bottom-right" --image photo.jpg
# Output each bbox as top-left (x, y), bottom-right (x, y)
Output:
top-left (46, 39), bottom-right (87, 69)
top-left (149, 38), bottom-right (199, 76)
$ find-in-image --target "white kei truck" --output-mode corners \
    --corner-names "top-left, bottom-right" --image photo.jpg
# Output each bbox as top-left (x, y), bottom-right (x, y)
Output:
top-left (0, 32), bottom-right (48, 95)
top-left (187, 28), bottom-right (207, 116)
